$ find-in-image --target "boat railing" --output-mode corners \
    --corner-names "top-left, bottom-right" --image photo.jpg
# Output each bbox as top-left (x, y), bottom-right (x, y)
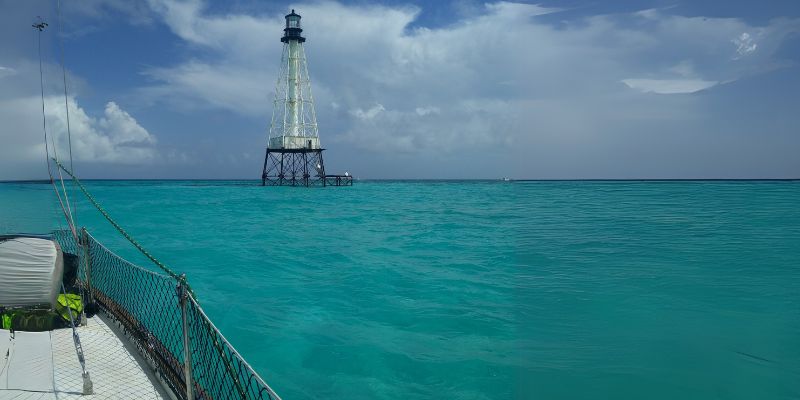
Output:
top-left (53, 228), bottom-right (282, 400)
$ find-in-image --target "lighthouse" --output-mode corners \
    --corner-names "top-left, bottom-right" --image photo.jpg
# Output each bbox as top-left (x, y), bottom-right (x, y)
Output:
top-left (261, 10), bottom-right (351, 187)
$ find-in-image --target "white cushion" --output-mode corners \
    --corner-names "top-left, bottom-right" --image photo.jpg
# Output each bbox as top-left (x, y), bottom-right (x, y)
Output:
top-left (0, 237), bottom-right (63, 309)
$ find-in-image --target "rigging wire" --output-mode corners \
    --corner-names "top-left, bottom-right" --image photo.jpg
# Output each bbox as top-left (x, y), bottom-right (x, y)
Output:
top-left (57, 0), bottom-right (78, 229)
top-left (51, 2), bottom-right (89, 323)
top-left (34, 19), bottom-right (50, 178)
top-left (61, 282), bottom-right (93, 394)
top-left (33, 17), bottom-right (77, 241)
top-left (34, 12), bottom-right (89, 392)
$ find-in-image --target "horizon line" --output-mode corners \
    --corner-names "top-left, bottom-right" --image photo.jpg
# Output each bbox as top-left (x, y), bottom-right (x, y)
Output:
top-left (2, 178), bottom-right (799, 183)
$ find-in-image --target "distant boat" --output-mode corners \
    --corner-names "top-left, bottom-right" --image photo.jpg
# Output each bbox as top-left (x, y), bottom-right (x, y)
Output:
top-left (502, 177), bottom-right (512, 182)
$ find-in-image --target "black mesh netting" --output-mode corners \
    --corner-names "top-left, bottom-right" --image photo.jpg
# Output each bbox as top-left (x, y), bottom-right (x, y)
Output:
top-left (53, 229), bottom-right (280, 400)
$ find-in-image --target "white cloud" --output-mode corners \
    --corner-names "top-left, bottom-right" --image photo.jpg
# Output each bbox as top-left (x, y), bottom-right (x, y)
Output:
top-left (733, 32), bottom-right (758, 57)
top-left (0, 95), bottom-right (157, 178)
top-left (98, 102), bottom-right (156, 146)
top-left (336, 99), bottom-right (512, 153)
top-left (350, 104), bottom-right (385, 121)
top-left (484, 2), bottom-right (562, 18)
top-left (621, 78), bottom-right (719, 94)
top-left (415, 106), bottom-right (440, 116)
top-left (0, 49), bottom-right (179, 179)
top-left (41, 97), bottom-right (157, 164)
top-left (140, 60), bottom-right (273, 116)
top-left (0, 66), bottom-right (16, 78)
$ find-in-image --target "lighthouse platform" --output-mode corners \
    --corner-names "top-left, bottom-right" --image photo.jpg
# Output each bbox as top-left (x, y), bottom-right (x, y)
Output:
top-left (261, 147), bottom-right (353, 187)
top-left (323, 174), bottom-right (353, 186)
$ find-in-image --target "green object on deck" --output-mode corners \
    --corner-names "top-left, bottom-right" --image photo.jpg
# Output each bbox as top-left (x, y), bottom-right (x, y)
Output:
top-left (56, 293), bottom-right (83, 322)
top-left (1, 310), bottom-right (60, 331)
top-left (14, 311), bottom-right (59, 331)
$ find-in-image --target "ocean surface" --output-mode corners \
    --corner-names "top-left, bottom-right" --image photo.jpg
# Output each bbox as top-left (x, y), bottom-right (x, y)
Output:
top-left (1, 180), bottom-right (799, 399)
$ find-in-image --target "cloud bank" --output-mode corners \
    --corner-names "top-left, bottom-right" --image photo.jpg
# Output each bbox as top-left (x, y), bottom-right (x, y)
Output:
top-left (137, 1), bottom-right (800, 177)
top-left (0, 58), bottom-right (158, 179)
top-left (2, 1), bottom-right (799, 179)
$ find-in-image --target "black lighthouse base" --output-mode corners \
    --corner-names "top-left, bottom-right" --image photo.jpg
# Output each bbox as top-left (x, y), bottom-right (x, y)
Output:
top-left (261, 148), bottom-right (352, 187)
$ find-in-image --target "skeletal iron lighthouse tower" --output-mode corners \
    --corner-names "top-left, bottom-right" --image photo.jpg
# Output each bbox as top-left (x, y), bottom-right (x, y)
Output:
top-left (261, 10), bottom-right (351, 187)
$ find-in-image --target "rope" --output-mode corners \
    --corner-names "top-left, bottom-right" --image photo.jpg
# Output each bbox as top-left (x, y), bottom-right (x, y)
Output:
top-left (48, 161), bottom-right (261, 399)
top-left (51, 158), bottom-right (191, 293)
top-left (53, 230), bottom-right (280, 400)
top-left (47, 163), bottom-right (267, 397)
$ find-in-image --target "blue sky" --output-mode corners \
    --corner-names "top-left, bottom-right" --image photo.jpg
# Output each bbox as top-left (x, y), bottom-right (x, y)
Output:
top-left (1, 0), bottom-right (799, 179)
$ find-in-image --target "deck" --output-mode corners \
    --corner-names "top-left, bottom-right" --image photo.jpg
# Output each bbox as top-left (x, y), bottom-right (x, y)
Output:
top-left (0, 314), bottom-right (169, 399)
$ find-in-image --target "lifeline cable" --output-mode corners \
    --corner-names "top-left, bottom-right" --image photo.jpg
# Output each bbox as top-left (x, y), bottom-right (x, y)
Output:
top-left (52, 158), bottom-right (189, 287)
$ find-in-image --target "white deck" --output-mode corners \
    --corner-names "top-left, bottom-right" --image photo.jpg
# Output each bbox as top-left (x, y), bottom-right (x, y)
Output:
top-left (0, 314), bottom-right (170, 399)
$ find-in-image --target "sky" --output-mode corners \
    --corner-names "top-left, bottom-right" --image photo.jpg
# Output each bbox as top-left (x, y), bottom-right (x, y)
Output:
top-left (1, 0), bottom-right (799, 180)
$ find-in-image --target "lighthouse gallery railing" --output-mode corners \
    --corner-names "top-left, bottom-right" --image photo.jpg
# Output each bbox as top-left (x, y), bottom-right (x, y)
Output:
top-left (54, 229), bottom-right (281, 400)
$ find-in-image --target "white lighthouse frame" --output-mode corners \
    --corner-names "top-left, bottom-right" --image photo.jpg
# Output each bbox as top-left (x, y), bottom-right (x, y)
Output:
top-left (268, 11), bottom-right (320, 150)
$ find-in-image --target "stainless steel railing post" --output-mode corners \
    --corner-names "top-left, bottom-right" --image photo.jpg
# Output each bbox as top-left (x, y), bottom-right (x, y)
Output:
top-left (178, 274), bottom-right (193, 400)
top-left (81, 228), bottom-right (94, 309)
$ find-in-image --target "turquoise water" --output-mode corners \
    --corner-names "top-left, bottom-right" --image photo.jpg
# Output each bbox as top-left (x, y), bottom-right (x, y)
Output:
top-left (2, 180), bottom-right (800, 399)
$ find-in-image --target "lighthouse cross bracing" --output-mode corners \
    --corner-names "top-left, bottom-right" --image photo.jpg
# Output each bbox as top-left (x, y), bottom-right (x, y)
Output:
top-left (261, 10), bottom-right (351, 187)
top-left (268, 24), bottom-right (319, 150)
